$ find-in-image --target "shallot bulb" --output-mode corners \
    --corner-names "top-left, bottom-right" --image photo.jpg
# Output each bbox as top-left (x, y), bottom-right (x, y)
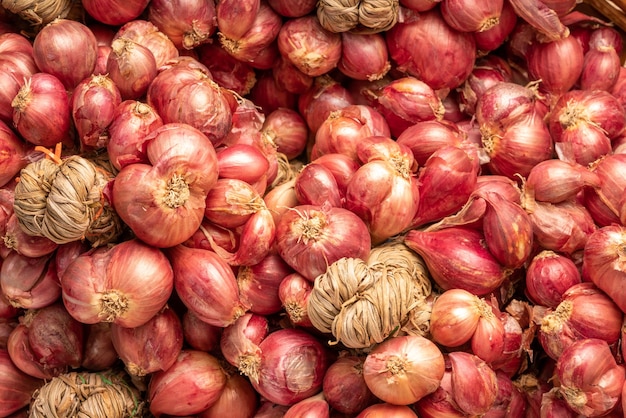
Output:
top-left (81, 0), bottom-right (151, 26)
top-left (527, 35), bottom-right (585, 95)
top-left (440, 0), bottom-right (504, 33)
top-left (147, 0), bottom-right (217, 50)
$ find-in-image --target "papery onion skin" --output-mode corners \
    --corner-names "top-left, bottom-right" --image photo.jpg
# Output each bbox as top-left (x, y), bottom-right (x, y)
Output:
top-left (60, 239), bottom-right (174, 328)
top-left (440, 0), bottom-right (504, 33)
top-left (112, 123), bottom-right (219, 248)
top-left (198, 369), bottom-right (259, 418)
top-left (147, 0), bottom-right (217, 50)
top-left (0, 349), bottom-right (43, 417)
top-left (82, 0), bottom-right (151, 26)
top-left (0, 251), bottom-right (60, 310)
top-left (527, 35), bottom-right (584, 95)
top-left (111, 305), bottom-right (184, 377)
top-left (278, 272), bottom-right (314, 328)
top-left (583, 224), bottom-right (626, 314)
top-left (363, 335), bottom-right (445, 405)
top-left (215, 0), bottom-right (260, 40)
top-left (277, 15), bottom-right (342, 77)
top-left (338, 31), bottom-right (390, 81)
top-left (112, 19), bottom-right (180, 69)
top-left (32, 19), bottom-right (98, 90)
top-left (525, 250), bottom-right (581, 308)
top-left (556, 338), bottom-right (625, 416)
top-left (0, 120), bottom-right (28, 187)
top-left (251, 328), bottom-right (331, 406)
top-left (448, 351), bottom-right (498, 415)
top-left (106, 37), bottom-right (158, 101)
top-left (405, 227), bottom-right (510, 296)
top-left (429, 288), bottom-right (484, 348)
top-left (275, 204), bottom-right (371, 281)
top-left (0, 46), bottom-right (38, 125)
top-left (386, 8), bottom-right (476, 90)
top-left (148, 350), bottom-right (228, 417)
top-left (323, 356), bottom-right (376, 414)
top-left (11, 73), bottom-right (71, 147)
top-left (168, 245), bottom-right (249, 327)
top-left (356, 403), bottom-right (419, 418)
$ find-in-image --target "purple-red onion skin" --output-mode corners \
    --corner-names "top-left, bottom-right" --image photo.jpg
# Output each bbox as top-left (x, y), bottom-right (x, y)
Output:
top-left (323, 356), bottom-right (376, 415)
top-left (405, 226), bottom-right (509, 296)
top-left (82, 0), bottom-right (151, 26)
top-left (386, 8), bottom-right (476, 90)
top-left (0, 349), bottom-right (43, 417)
top-left (251, 328), bottom-right (331, 406)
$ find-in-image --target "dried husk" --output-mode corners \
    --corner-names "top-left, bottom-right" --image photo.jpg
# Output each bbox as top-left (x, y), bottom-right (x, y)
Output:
top-left (308, 241), bottom-right (432, 349)
top-left (1, 0), bottom-right (84, 36)
top-left (28, 370), bottom-right (146, 418)
top-left (317, 0), bottom-right (399, 34)
top-left (13, 153), bottom-right (123, 247)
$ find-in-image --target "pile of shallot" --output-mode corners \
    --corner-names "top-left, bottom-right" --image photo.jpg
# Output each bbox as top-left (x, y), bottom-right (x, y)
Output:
top-left (2, 0), bottom-right (626, 417)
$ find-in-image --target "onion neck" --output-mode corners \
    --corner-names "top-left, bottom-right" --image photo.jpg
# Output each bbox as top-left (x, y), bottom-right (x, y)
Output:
top-left (239, 354), bottom-right (261, 383)
top-left (99, 290), bottom-right (129, 322)
top-left (163, 173), bottom-right (190, 208)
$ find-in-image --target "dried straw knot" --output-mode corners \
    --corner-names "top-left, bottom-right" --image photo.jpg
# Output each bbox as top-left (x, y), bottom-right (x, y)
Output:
top-left (1, 0), bottom-right (84, 36)
top-left (317, 0), bottom-right (399, 34)
top-left (307, 241), bottom-right (432, 349)
top-left (13, 152), bottom-right (123, 246)
top-left (28, 370), bottom-right (146, 418)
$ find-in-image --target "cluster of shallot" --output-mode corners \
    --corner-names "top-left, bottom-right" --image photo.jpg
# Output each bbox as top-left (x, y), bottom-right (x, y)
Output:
top-left (3, 0), bottom-right (626, 417)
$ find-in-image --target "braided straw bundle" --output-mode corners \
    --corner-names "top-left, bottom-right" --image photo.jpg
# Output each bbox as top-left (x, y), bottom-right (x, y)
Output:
top-left (29, 370), bottom-right (146, 418)
top-left (1, 0), bottom-right (83, 35)
top-left (307, 241), bottom-right (432, 349)
top-left (13, 149), bottom-right (123, 247)
top-left (316, 0), bottom-right (399, 34)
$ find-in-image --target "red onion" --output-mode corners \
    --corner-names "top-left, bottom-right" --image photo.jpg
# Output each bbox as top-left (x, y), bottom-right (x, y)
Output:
top-left (525, 250), bottom-right (581, 308)
top-left (216, 0), bottom-right (260, 40)
top-left (580, 33), bottom-right (621, 91)
top-left (148, 350), bottom-right (227, 417)
top-left (344, 137), bottom-right (421, 244)
top-left (61, 238), bottom-right (174, 328)
top-left (272, 54), bottom-right (314, 94)
top-left (16, 302), bottom-right (85, 377)
top-left (93, 45), bottom-right (112, 76)
top-left (71, 74), bottom-right (122, 150)
top-left (363, 334), bottom-right (444, 405)
top-left (237, 254), bottom-right (293, 315)
top-left (106, 37), bottom-right (157, 100)
top-left (217, 145), bottom-right (270, 186)
top-left (0, 349), bottom-right (43, 417)
top-left (82, 0), bottom-right (150, 25)
top-left (338, 31), bottom-right (390, 81)
top-left (297, 75), bottom-right (355, 133)
top-left (218, 2), bottom-right (282, 64)
top-left (480, 191), bottom-right (534, 269)
top-left (182, 310), bottom-right (222, 353)
top-left (405, 226), bottom-right (510, 295)
top-left (262, 108), bottom-right (308, 160)
top-left (356, 403), bottom-right (418, 417)
top-left (583, 153), bottom-right (626, 227)
top-left (448, 351), bottom-right (498, 415)
top-left (250, 328), bottom-right (331, 406)
top-left (539, 282), bottom-right (623, 360)
top-left (527, 35), bottom-right (584, 95)
top-left (196, 42), bottom-right (257, 96)
top-left (0, 120), bottom-right (28, 188)
top-left (457, 55), bottom-right (513, 115)
top-left (525, 159), bottom-right (600, 204)
top-left (410, 145), bottom-right (480, 229)
top-left (112, 19), bottom-right (179, 68)
top-left (322, 356), bottom-right (375, 414)
top-left (312, 105), bottom-right (390, 162)
top-left (220, 313), bottom-right (268, 378)
top-left (106, 100), bottom-right (163, 171)
top-left (310, 153), bottom-right (360, 196)
top-left (583, 225), bottom-right (626, 314)
top-left (275, 204), bottom-right (371, 281)
top-left (32, 19), bottom-right (97, 90)
top-left (556, 338), bottom-right (625, 416)
top-left (0, 37), bottom-right (38, 124)
top-left (396, 119), bottom-right (468, 166)
top-left (167, 245), bottom-right (249, 327)
top-left (277, 15), bottom-right (342, 77)
top-left (199, 368), bottom-right (259, 418)
top-left (386, 8), bottom-right (476, 90)
top-left (112, 123), bottom-right (219, 248)
top-left (522, 197), bottom-right (597, 255)
top-left (81, 323), bottom-right (118, 371)
top-left (204, 178), bottom-right (265, 229)
top-left (440, 0), bottom-right (504, 33)
top-left (147, 63), bottom-right (234, 146)
top-left (507, 0), bottom-right (568, 41)
top-left (148, 0), bottom-right (217, 50)
top-left (111, 305), bottom-right (183, 377)
top-left (7, 323), bottom-right (55, 379)
top-left (283, 393), bottom-right (329, 418)
top-left (249, 72), bottom-right (297, 115)
top-left (0, 251), bottom-right (60, 310)
top-left (400, 0), bottom-right (442, 10)
top-left (12, 72), bottom-right (71, 147)
top-left (473, 0), bottom-right (518, 52)
top-left (267, 0), bottom-right (316, 17)
top-left (475, 81), bottom-right (538, 130)
top-left (278, 272), bottom-right (314, 328)
top-left (295, 163), bottom-right (342, 208)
